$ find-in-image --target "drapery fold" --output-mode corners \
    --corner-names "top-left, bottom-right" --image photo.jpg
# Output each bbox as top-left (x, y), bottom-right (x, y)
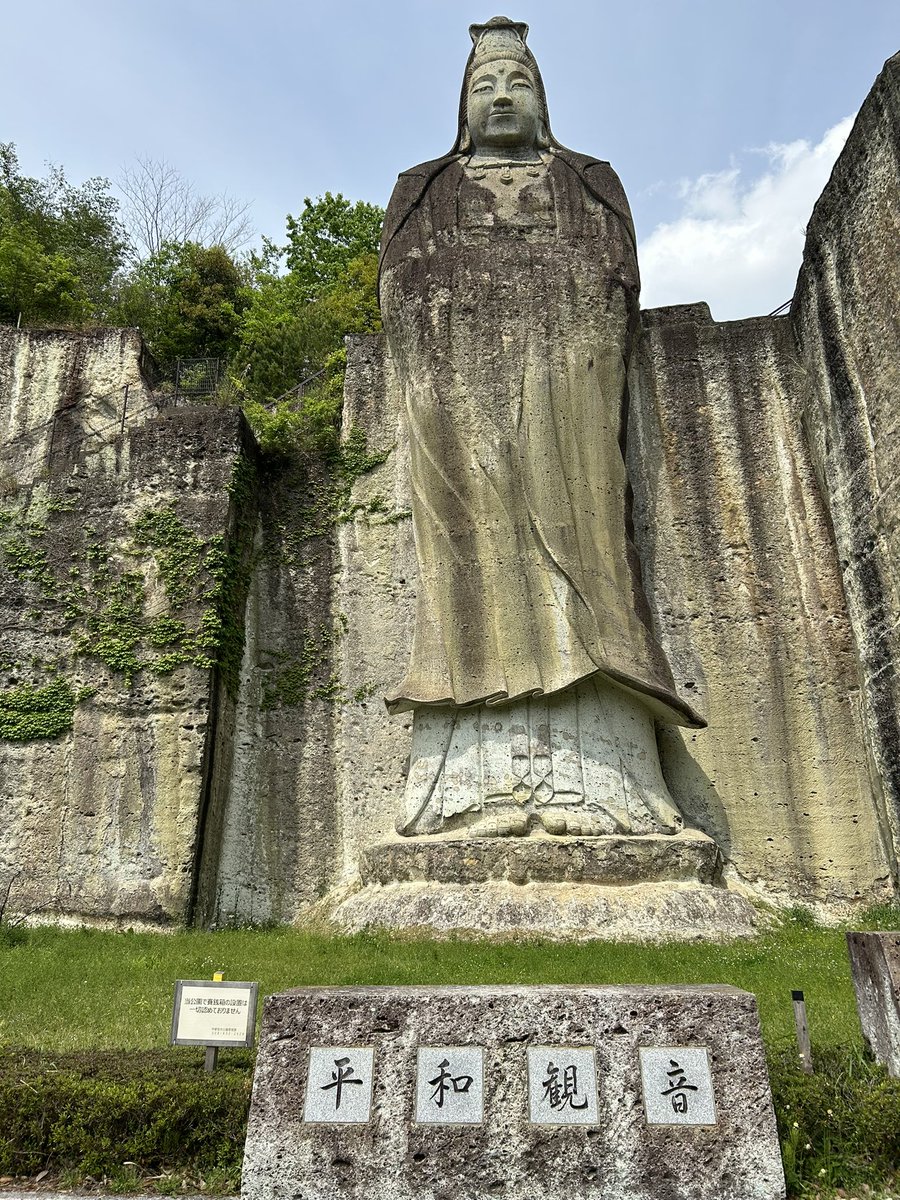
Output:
top-left (380, 154), bottom-right (703, 730)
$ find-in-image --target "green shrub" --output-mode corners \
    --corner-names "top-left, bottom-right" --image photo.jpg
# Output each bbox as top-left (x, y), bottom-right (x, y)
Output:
top-left (0, 1049), bottom-right (251, 1178)
top-left (769, 1044), bottom-right (900, 1194)
top-left (1, 1044), bottom-right (898, 1196)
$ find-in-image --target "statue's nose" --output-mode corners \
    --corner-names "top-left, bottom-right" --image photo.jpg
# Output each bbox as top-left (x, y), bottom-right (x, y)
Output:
top-left (493, 93), bottom-right (513, 108)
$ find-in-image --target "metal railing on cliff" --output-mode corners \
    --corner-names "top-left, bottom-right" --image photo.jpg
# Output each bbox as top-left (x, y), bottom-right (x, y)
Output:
top-left (0, 353), bottom-right (332, 474)
top-left (0, 356), bottom-right (226, 472)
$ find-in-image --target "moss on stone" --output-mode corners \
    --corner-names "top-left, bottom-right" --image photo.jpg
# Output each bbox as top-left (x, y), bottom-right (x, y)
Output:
top-left (0, 679), bottom-right (81, 741)
top-left (0, 462), bottom-right (260, 735)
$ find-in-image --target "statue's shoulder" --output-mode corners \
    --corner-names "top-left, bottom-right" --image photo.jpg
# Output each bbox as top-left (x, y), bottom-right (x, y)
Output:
top-left (397, 155), bottom-right (458, 180)
top-left (551, 148), bottom-right (637, 251)
top-left (380, 155), bottom-right (463, 266)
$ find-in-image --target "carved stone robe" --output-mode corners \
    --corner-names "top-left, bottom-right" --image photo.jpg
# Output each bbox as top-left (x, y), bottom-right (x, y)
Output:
top-left (379, 149), bottom-right (702, 732)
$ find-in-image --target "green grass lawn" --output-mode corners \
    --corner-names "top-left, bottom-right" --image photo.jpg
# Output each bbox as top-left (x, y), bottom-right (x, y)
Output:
top-left (0, 907), bottom-right (888, 1052)
top-left (1, 908), bottom-right (898, 1198)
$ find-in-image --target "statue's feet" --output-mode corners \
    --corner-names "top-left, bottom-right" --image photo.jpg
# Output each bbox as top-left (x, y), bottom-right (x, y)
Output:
top-left (467, 812), bottom-right (530, 837)
top-left (538, 810), bottom-right (619, 837)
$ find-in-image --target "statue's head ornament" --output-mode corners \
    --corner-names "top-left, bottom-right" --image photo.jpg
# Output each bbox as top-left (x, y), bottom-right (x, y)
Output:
top-left (468, 16), bottom-right (532, 67)
top-left (452, 16), bottom-right (554, 154)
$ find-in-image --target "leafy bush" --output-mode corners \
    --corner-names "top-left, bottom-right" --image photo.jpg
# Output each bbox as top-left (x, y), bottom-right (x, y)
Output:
top-left (242, 348), bottom-right (347, 458)
top-left (109, 241), bottom-right (247, 366)
top-left (0, 1049), bottom-right (251, 1179)
top-left (234, 195), bottom-right (383, 410)
top-left (1, 1044), bottom-right (898, 1197)
top-left (769, 1044), bottom-right (900, 1195)
top-left (0, 142), bottom-right (126, 323)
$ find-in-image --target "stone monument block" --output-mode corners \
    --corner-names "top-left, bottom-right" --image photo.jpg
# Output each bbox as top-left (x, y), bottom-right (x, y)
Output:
top-left (847, 931), bottom-right (900, 1077)
top-left (242, 984), bottom-right (785, 1200)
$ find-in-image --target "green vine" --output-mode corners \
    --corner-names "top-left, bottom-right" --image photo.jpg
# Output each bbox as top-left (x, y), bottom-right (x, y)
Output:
top-left (1, 534), bottom-right (60, 598)
top-left (261, 612), bottom-right (373, 711)
top-left (133, 508), bottom-right (208, 610)
top-left (0, 455), bottom-right (260, 738)
top-left (255, 424), bottom-right (393, 710)
top-left (212, 454), bottom-right (259, 695)
top-left (0, 680), bottom-right (84, 741)
top-left (291, 424), bottom-right (395, 542)
top-left (0, 416), bottom-right (390, 734)
top-left (76, 573), bottom-right (145, 682)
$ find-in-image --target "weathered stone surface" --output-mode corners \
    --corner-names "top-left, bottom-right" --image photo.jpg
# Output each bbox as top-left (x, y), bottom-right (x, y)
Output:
top-left (847, 930), bottom-right (900, 1076)
top-left (193, 455), bottom-right (341, 926)
top-left (628, 306), bottom-right (890, 906)
top-left (361, 831), bottom-right (722, 887)
top-left (334, 293), bottom-right (892, 921)
top-left (333, 880), bottom-right (759, 943)
top-left (242, 985), bottom-right (785, 1200)
top-left (333, 336), bottom-right (417, 885)
top-left (792, 52), bottom-right (900, 874)
top-left (0, 328), bottom-right (254, 924)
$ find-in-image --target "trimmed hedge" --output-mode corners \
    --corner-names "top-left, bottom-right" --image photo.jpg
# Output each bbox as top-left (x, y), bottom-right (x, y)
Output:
top-left (0, 1045), bottom-right (898, 1197)
top-left (0, 1049), bottom-right (252, 1178)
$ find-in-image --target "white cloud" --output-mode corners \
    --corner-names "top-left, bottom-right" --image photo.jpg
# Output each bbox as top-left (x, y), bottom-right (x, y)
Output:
top-left (639, 116), bottom-right (856, 321)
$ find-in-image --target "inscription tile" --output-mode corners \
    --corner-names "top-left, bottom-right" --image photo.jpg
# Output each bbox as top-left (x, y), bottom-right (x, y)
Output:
top-left (527, 1045), bottom-right (599, 1125)
top-left (415, 1046), bottom-right (485, 1124)
top-left (303, 1046), bottom-right (375, 1124)
top-left (640, 1046), bottom-right (717, 1126)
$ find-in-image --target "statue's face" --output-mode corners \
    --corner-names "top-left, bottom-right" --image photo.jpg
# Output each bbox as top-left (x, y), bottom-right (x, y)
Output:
top-left (467, 59), bottom-right (542, 153)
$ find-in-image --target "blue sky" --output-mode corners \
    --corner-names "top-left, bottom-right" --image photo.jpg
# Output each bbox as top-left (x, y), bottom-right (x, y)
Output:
top-left (3, 0), bottom-right (898, 318)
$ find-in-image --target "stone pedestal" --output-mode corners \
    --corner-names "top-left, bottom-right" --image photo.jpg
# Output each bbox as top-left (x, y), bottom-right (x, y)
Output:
top-left (242, 984), bottom-right (785, 1200)
top-left (847, 931), bottom-right (900, 1076)
top-left (331, 831), bottom-right (760, 942)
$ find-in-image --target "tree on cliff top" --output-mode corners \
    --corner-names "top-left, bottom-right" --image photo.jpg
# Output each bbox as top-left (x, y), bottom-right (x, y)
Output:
top-left (110, 241), bottom-right (248, 366)
top-left (282, 192), bottom-right (384, 298)
top-left (0, 143), bottom-right (127, 323)
top-left (233, 194), bottom-right (383, 451)
top-left (118, 156), bottom-right (254, 262)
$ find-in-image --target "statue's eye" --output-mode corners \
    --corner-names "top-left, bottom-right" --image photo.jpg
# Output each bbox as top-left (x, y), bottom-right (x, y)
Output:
top-left (512, 80), bottom-right (531, 89)
top-left (473, 83), bottom-right (493, 94)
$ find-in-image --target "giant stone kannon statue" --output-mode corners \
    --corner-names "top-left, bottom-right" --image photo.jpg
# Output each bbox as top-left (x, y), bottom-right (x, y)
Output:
top-left (379, 16), bottom-right (704, 840)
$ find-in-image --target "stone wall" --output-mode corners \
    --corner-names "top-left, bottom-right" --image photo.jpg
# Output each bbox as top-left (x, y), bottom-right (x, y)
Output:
top-left (792, 50), bottom-right (900, 875)
top-left (629, 307), bottom-right (890, 904)
top-left (193, 456), bottom-right (342, 926)
top-left (333, 340), bottom-right (416, 886)
top-left (0, 327), bottom-right (251, 924)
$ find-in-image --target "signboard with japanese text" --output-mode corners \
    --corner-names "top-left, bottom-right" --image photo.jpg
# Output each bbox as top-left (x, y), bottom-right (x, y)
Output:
top-left (170, 979), bottom-right (258, 1048)
top-left (413, 1046), bottom-right (485, 1125)
top-left (303, 1046), bottom-right (375, 1123)
top-left (639, 1045), bottom-right (717, 1125)
top-left (527, 1045), bottom-right (599, 1125)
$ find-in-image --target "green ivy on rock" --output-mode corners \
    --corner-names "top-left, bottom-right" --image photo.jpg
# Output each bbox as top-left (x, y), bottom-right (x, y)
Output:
top-left (0, 679), bottom-right (83, 741)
